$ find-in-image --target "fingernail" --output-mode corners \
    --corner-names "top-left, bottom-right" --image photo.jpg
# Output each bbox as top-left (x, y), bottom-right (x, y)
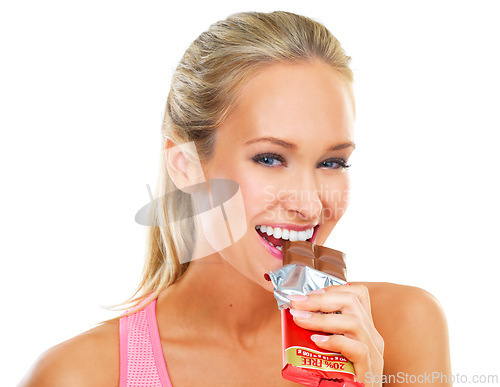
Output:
top-left (306, 288), bottom-right (326, 295)
top-left (311, 334), bottom-right (329, 342)
top-left (287, 294), bottom-right (308, 301)
top-left (290, 308), bottom-right (312, 319)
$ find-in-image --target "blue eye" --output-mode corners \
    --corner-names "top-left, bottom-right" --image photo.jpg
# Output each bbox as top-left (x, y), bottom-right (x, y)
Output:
top-left (321, 159), bottom-right (351, 169)
top-left (252, 153), bottom-right (285, 167)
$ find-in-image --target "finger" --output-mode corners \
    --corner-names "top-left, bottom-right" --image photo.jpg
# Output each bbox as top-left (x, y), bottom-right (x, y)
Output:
top-left (289, 291), bottom-right (362, 314)
top-left (310, 333), bottom-right (372, 385)
top-left (290, 310), bottom-right (372, 344)
top-left (289, 299), bottom-right (383, 354)
top-left (288, 284), bottom-right (373, 323)
top-left (325, 283), bottom-right (372, 322)
top-left (288, 289), bottom-right (371, 327)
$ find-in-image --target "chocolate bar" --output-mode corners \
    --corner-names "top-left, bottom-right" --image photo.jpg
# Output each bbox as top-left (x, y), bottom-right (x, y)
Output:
top-left (265, 240), bottom-right (364, 387)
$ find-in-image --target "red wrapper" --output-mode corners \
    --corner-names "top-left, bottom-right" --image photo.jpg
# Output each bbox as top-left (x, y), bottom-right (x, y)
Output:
top-left (267, 240), bottom-right (365, 387)
top-left (281, 308), bottom-right (364, 387)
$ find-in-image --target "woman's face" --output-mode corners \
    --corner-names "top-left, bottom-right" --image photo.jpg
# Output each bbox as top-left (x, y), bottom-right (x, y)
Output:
top-left (200, 59), bottom-right (355, 291)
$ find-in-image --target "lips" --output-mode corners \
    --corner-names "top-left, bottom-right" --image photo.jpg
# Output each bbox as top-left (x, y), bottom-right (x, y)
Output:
top-left (256, 228), bottom-right (283, 260)
top-left (256, 228), bottom-right (284, 247)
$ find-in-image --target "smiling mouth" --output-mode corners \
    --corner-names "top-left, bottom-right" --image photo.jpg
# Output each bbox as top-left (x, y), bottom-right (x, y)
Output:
top-left (255, 225), bottom-right (318, 251)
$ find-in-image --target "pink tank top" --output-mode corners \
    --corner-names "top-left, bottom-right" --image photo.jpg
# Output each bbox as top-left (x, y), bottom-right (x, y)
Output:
top-left (119, 293), bottom-right (173, 386)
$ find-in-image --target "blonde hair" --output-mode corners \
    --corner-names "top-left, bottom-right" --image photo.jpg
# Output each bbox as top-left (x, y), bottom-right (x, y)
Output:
top-left (98, 10), bottom-right (354, 324)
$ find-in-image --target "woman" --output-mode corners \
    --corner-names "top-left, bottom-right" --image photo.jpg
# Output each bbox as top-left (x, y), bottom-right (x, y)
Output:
top-left (19, 10), bottom-right (451, 387)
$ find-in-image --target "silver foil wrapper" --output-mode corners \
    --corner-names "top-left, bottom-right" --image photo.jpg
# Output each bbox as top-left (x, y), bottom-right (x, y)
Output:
top-left (266, 263), bottom-right (346, 310)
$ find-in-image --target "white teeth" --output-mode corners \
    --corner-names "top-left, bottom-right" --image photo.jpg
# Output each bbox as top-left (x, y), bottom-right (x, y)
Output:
top-left (276, 245), bottom-right (283, 251)
top-left (256, 225), bottom-right (315, 242)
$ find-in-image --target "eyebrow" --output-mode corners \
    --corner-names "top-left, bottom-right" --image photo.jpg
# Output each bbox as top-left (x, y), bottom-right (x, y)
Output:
top-left (244, 137), bottom-right (356, 151)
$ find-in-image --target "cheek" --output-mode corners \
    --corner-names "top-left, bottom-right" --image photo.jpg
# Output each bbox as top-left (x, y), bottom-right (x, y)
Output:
top-left (209, 162), bottom-right (270, 226)
top-left (322, 175), bottom-right (351, 223)
top-left (238, 179), bottom-right (272, 223)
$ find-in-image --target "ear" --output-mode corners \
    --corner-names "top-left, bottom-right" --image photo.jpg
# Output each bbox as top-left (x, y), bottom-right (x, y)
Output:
top-left (165, 139), bottom-right (207, 193)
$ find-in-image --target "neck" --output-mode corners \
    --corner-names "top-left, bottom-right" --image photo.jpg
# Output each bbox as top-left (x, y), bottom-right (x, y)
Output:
top-left (157, 254), bottom-right (280, 349)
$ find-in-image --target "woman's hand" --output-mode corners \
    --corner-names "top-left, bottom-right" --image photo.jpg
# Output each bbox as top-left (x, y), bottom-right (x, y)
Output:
top-left (288, 283), bottom-right (384, 387)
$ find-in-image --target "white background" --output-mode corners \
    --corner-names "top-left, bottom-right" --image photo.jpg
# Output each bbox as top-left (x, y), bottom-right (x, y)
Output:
top-left (2, 1), bottom-right (499, 385)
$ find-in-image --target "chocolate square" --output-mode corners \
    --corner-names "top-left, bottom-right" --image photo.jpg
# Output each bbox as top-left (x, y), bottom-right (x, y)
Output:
top-left (281, 240), bottom-right (347, 281)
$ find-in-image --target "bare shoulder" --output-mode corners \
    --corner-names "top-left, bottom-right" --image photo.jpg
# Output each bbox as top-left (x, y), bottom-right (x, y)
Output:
top-left (355, 282), bottom-right (451, 378)
top-left (357, 281), bottom-right (445, 316)
top-left (18, 320), bottom-right (120, 387)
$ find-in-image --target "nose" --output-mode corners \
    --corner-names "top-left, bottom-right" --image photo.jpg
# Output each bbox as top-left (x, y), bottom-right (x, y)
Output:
top-left (281, 173), bottom-right (323, 222)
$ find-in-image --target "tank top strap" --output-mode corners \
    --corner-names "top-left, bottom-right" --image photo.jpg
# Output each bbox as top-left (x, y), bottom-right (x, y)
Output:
top-left (119, 294), bottom-right (172, 386)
